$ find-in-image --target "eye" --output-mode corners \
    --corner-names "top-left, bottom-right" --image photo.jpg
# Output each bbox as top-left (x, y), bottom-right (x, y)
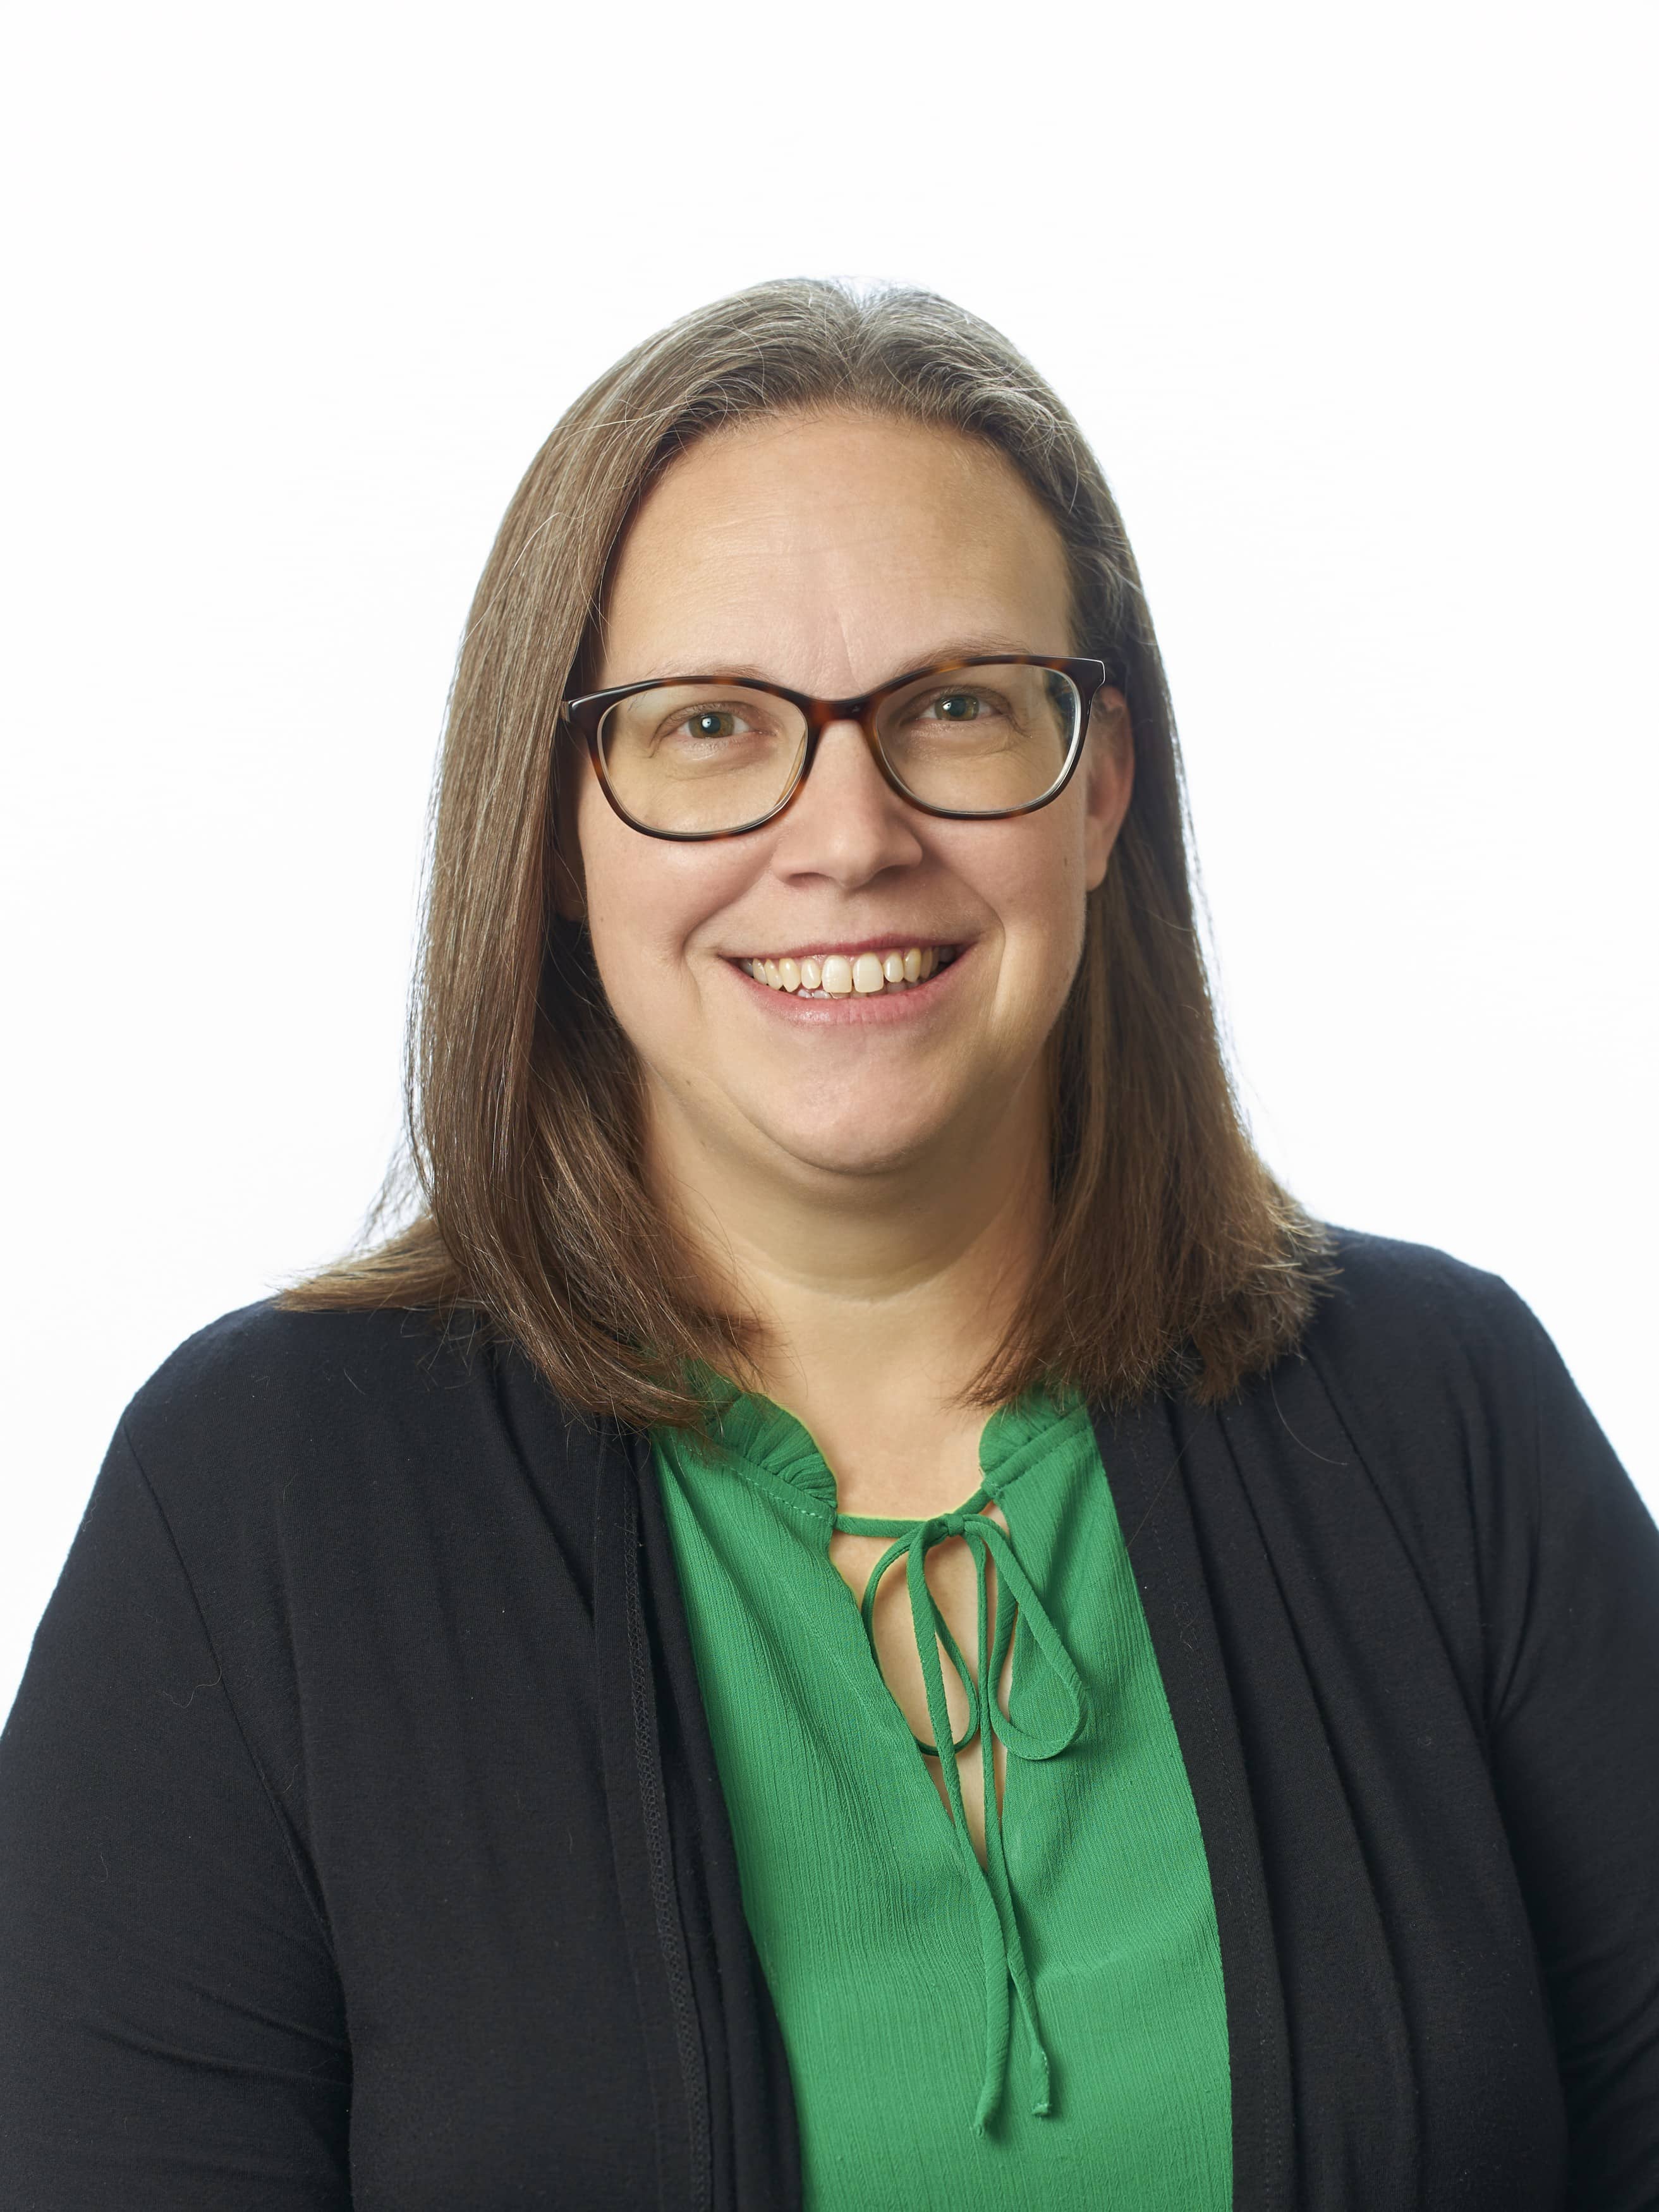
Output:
top-left (932, 691), bottom-right (983, 722)
top-left (655, 703), bottom-right (769, 748)
top-left (684, 710), bottom-right (741, 740)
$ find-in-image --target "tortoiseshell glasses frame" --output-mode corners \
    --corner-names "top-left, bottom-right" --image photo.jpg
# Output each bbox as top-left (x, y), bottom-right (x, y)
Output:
top-left (561, 653), bottom-right (1110, 842)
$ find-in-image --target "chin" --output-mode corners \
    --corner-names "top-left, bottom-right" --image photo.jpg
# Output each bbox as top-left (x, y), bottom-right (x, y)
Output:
top-left (765, 1113), bottom-right (942, 1181)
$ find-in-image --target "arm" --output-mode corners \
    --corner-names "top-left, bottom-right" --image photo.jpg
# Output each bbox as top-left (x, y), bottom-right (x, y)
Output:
top-left (1488, 1315), bottom-right (1659, 2211)
top-left (0, 1427), bottom-right (352, 2208)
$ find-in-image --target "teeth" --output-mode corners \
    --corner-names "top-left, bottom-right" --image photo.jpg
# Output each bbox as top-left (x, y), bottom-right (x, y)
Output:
top-left (739, 945), bottom-right (957, 997)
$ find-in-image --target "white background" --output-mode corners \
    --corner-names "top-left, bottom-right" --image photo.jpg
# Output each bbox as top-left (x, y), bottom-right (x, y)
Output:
top-left (3, 1), bottom-right (1654, 1724)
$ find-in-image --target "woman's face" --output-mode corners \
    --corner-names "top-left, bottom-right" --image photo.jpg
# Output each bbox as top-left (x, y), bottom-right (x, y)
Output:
top-left (563, 411), bottom-right (1133, 1191)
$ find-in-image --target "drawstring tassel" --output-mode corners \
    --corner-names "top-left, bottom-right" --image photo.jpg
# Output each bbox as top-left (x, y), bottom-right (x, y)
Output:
top-left (838, 1493), bottom-right (1087, 2132)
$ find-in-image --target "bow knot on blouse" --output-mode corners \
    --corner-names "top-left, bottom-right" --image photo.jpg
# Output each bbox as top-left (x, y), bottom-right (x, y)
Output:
top-left (836, 1485), bottom-right (1090, 2130)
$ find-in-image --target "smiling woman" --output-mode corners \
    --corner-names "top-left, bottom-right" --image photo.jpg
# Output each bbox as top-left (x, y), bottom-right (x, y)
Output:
top-left (284, 297), bottom-right (1325, 1435)
top-left (3, 280), bottom-right (1656, 2212)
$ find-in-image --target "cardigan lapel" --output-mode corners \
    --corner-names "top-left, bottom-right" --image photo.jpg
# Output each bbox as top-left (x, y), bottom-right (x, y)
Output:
top-left (1092, 1394), bottom-right (1296, 2212)
top-left (593, 1420), bottom-right (712, 2212)
top-left (596, 1419), bottom-right (803, 2212)
top-left (631, 1428), bottom-right (805, 2212)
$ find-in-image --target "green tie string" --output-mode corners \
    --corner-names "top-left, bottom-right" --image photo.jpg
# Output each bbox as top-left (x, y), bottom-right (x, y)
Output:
top-left (835, 1491), bottom-right (1088, 2133)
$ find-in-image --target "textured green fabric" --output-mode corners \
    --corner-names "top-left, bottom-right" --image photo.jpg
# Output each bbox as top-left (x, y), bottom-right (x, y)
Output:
top-left (651, 1384), bottom-right (1231, 2211)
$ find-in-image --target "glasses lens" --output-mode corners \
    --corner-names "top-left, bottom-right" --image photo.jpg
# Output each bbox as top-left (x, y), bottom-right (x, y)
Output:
top-left (875, 663), bottom-right (1081, 815)
top-left (598, 683), bottom-right (808, 835)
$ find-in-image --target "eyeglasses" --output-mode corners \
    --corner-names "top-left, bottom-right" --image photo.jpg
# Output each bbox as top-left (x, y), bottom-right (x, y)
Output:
top-left (561, 654), bottom-right (1109, 841)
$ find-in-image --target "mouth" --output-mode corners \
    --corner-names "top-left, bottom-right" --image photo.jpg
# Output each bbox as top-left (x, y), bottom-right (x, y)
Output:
top-left (729, 942), bottom-right (963, 1000)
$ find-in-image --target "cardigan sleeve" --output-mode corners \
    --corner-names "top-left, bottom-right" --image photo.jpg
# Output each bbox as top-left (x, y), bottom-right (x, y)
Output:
top-left (0, 1423), bottom-right (353, 2209)
top-left (1485, 1307), bottom-right (1659, 2211)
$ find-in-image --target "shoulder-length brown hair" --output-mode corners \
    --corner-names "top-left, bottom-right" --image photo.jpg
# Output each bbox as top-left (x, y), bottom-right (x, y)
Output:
top-left (286, 276), bottom-right (1328, 1426)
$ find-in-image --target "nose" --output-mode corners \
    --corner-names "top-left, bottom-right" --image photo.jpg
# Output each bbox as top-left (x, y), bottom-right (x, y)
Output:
top-left (768, 715), bottom-right (925, 887)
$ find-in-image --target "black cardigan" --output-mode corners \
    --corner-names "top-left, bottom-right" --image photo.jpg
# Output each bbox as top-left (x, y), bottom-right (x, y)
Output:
top-left (2, 1231), bottom-right (1656, 2210)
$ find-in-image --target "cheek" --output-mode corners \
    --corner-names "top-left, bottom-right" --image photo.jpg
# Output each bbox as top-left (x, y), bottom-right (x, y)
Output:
top-left (575, 784), bottom-right (748, 1017)
top-left (574, 788), bottom-right (679, 1015)
top-left (952, 803), bottom-right (1090, 968)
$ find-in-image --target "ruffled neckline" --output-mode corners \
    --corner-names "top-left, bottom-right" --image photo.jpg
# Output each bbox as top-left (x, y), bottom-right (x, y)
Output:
top-left (686, 1363), bottom-right (1090, 1525)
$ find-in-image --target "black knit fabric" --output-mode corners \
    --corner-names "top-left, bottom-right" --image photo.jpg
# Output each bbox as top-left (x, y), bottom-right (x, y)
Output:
top-left (1, 1231), bottom-right (1655, 2209)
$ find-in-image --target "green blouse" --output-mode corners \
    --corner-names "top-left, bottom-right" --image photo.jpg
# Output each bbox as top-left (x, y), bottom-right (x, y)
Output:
top-left (650, 1383), bottom-right (1231, 2211)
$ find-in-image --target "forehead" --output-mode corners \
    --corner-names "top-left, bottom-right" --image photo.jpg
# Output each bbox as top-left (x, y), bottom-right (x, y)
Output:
top-left (595, 411), bottom-right (1074, 691)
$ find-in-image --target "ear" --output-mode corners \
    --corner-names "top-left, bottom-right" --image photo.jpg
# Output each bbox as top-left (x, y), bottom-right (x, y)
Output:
top-left (1081, 688), bottom-right (1134, 890)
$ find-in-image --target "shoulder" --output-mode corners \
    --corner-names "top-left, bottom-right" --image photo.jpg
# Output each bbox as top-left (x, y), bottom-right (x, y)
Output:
top-left (85, 1305), bottom-right (620, 1890)
top-left (1277, 1226), bottom-right (1606, 1609)
top-left (1203, 1230), bottom-right (1583, 1723)
top-left (1297, 1226), bottom-right (1635, 1512)
top-left (117, 1298), bottom-right (609, 1561)
top-left (123, 1297), bottom-right (497, 1464)
top-left (1286, 1225), bottom-right (1577, 1527)
top-left (1303, 1224), bottom-right (1548, 1418)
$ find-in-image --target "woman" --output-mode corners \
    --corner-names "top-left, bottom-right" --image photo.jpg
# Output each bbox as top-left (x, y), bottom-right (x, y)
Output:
top-left (2, 279), bottom-right (1655, 2211)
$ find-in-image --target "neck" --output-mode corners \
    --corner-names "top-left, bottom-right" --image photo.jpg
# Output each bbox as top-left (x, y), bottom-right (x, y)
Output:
top-left (643, 1076), bottom-right (1051, 1514)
